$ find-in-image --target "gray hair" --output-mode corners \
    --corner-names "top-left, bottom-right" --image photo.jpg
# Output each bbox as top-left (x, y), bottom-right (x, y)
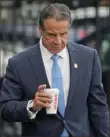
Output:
top-left (38, 3), bottom-right (72, 29)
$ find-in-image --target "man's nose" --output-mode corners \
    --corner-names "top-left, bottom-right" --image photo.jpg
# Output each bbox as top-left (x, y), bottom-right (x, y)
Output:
top-left (54, 36), bottom-right (62, 44)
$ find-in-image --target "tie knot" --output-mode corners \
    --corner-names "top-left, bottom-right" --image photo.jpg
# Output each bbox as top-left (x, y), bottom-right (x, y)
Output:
top-left (51, 54), bottom-right (59, 62)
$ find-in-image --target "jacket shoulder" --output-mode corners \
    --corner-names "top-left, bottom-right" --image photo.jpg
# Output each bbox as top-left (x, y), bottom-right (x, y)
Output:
top-left (9, 44), bottom-right (39, 63)
top-left (68, 42), bottom-right (96, 54)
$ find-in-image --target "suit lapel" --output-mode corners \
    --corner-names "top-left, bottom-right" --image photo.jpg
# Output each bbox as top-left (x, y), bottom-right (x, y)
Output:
top-left (28, 44), bottom-right (50, 88)
top-left (65, 43), bottom-right (80, 117)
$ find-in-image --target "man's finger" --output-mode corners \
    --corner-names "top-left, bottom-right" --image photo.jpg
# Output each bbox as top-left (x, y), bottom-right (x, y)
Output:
top-left (36, 92), bottom-right (52, 98)
top-left (37, 84), bottom-right (46, 92)
top-left (34, 100), bottom-right (51, 109)
top-left (35, 96), bottom-right (52, 103)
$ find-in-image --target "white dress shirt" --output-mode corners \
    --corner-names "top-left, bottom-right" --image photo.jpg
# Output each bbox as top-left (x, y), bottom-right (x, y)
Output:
top-left (27, 38), bottom-right (70, 118)
top-left (40, 38), bottom-right (70, 105)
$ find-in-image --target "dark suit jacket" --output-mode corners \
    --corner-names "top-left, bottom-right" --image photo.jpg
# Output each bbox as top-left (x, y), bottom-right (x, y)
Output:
top-left (0, 42), bottom-right (109, 137)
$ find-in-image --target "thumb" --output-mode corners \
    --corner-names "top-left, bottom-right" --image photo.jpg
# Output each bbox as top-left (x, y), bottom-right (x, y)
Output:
top-left (38, 84), bottom-right (46, 92)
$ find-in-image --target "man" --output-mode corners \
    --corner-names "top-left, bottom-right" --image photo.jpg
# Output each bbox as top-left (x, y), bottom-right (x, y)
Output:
top-left (0, 3), bottom-right (109, 137)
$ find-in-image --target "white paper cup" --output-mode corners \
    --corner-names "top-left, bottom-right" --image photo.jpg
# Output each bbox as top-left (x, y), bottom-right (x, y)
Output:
top-left (44, 88), bottom-right (59, 114)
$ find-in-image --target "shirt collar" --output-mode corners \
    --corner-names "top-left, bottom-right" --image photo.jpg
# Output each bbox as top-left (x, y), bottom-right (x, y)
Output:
top-left (39, 37), bottom-right (68, 62)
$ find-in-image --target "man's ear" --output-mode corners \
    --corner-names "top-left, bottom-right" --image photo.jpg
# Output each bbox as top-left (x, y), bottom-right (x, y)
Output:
top-left (39, 26), bottom-right (43, 35)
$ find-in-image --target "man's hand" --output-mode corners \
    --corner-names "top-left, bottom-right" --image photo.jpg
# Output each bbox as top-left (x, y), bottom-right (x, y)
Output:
top-left (32, 84), bottom-right (52, 111)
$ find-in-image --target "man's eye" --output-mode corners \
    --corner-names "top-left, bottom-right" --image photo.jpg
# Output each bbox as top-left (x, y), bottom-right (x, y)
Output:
top-left (60, 33), bottom-right (67, 36)
top-left (50, 34), bottom-right (56, 37)
top-left (47, 33), bottom-right (55, 37)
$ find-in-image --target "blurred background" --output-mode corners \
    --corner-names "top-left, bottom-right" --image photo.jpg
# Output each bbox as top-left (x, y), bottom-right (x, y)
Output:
top-left (0, 0), bottom-right (110, 136)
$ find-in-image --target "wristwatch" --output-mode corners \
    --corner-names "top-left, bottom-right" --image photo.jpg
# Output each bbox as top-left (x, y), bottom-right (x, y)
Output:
top-left (28, 100), bottom-right (37, 113)
top-left (28, 100), bottom-right (41, 113)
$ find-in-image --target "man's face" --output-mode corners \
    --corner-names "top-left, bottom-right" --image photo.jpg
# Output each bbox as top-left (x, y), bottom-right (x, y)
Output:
top-left (39, 18), bottom-right (70, 54)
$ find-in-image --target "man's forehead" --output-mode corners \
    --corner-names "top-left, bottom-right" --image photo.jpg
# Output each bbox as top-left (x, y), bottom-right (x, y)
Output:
top-left (43, 20), bottom-right (69, 32)
top-left (46, 29), bottom-right (68, 34)
top-left (43, 18), bottom-right (69, 26)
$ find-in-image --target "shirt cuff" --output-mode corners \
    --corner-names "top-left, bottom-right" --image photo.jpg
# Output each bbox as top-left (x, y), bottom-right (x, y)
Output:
top-left (27, 100), bottom-right (39, 119)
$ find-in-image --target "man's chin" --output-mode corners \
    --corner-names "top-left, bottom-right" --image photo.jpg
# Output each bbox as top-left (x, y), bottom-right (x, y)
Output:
top-left (51, 50), bottom-right (62, 54)
top-left (51, 47), bottom-right (65, 54)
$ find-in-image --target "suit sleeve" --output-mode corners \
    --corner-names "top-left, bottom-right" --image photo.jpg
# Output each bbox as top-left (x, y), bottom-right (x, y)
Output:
top-left (88, 49), bottom-right (109, 137)
top-left (0, 58), bottom-right (30, 122)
